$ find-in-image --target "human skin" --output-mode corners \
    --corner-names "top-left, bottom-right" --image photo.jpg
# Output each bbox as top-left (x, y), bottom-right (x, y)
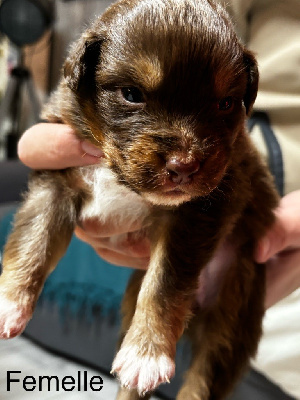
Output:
top-left (18, 123), bottom-right (300, 307)
top-left (255, 190), bottom-right (300, 308)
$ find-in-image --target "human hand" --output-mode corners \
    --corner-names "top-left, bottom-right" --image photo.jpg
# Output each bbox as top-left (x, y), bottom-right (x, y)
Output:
top-left (18, 123), bottom-right (150, 268)
top-left (255, 190), bottom-right (300, 308)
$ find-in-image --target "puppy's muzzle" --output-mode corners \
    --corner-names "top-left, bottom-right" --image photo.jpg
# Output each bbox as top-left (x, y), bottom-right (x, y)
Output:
top-left (166, 157), bottom-right (200, 185)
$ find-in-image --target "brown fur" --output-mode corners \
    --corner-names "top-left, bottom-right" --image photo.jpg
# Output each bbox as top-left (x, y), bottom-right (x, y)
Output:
top-left (0, 0), bottom-right (279, 399)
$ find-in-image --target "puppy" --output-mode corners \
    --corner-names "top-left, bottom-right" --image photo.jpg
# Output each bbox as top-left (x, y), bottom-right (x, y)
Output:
top-left (0, 0), bottom-right (279, 398)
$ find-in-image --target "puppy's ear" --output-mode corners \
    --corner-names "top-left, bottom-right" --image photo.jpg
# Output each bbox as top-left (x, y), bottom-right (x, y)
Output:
top-left (243, 51), bottom-right (259, 115)
top-left (63, 29), bottom-right (104, 96)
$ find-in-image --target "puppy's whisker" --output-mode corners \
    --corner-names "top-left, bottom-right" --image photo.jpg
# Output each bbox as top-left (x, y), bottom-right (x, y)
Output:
top-left (89, 131), bottom-right (102, 145)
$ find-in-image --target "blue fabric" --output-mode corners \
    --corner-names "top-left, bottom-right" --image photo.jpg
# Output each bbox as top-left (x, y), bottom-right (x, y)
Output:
top-left (0, 208), bottom-right (134, 321)
top-left (0, 210), bottom-right (15, 267)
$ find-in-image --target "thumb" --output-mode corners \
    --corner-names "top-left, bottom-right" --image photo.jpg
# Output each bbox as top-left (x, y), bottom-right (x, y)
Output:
top-left (255, 198), bottom-right (300, 263)
top-left (255, 218), bottom-right (285, 263)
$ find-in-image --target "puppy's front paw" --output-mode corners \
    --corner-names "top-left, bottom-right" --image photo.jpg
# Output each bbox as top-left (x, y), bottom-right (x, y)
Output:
top-left (112, 344), bottom-right (175, 396)
top-left (0, 294), bottom-right (31, 339)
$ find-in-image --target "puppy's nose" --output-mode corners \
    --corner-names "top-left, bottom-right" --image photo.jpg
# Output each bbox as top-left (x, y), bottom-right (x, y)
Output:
top-left (166, 158), bottom-right (200, 184)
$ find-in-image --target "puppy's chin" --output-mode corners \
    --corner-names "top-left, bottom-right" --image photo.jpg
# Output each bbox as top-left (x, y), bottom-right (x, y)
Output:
top-left (141, 178), bottom-right (221, 207)
top-left (142, 191), bottom-right (192, 207)
top-left (141, 173), bottom-right (224, 207)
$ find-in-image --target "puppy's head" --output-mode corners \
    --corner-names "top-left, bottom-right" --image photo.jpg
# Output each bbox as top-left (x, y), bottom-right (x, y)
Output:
top-left (64, 0), bottom-right (258, 206)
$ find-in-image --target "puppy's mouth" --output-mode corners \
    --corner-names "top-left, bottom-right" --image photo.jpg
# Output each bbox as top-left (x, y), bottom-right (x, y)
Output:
top-left (141, 154), bottom-right (228, 207)
top-left (143, 170), bottom-right (208, 206)
top-left (163, 186), bottom-right (194, 204)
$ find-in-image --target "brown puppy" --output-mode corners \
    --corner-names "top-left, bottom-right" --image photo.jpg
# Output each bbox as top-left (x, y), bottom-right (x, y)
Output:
top-left (0, 0), bottom-right (278, 399)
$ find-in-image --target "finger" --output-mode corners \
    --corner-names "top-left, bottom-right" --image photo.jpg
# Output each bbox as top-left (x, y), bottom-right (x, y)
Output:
top-left (18, 123), bottom-right (103, 169)
top-left (74, 227), bottom-right (150, 258)
top-left (94, 247), bottom-right (149, 269)
top-left (77, 218), bottom-right (145, 237)
top-left (265, 249), bottom-right (300, 308)
top-left (280, 190), bottom-right (300, 208)
top-left (102, 232), bottom-right (151, 258)
top-left (255, 216), bottom-right (286, 263)
top-left (255, 205), bottom-right (300, 263)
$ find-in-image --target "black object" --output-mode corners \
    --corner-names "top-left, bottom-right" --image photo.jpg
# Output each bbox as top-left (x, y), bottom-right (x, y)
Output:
top-left (0, 61), bottom-right (42, 159)
top-left (248, 111), bottom-right (284, 196)
top-left (0, 0), bottom-right (54, 47)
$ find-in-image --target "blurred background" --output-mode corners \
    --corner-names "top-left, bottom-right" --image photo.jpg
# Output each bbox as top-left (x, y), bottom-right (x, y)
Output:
top-left (0, 0), bottom-right (112, 160)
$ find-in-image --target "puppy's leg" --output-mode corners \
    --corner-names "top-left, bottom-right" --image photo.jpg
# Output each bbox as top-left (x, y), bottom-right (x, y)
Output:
top-left (177, 255), bottom-right (265, 400)
top-left (116, 270), bottom-right (152, 400)
top-left (119, 270), bottom-right (146, 348)
top-left (176, 318), bottom-right (210, 400)
top-left (116, 389), bottom-right (138, 400)
top-left (112, 213), bottom-right (218, 397)
top-left (112, 236), bottom-right (176, 394)
top-left (0, 171), bottom-right (79, 338)
top-left (209, 261), bottom-right (265, 400)
top-left (116, 387), bottom-right (151, 400)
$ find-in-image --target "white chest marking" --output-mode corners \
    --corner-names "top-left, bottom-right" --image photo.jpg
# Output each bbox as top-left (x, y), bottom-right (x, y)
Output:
top-left (79, 165), bottom-right (151, 229)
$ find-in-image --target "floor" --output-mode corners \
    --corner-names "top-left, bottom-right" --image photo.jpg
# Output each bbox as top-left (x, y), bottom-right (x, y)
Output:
top-left (0, 336), bottom-right (162, 399)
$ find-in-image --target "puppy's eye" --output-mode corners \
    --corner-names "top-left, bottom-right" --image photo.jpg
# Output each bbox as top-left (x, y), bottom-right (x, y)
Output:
top-left (218, 97), bottom-right (234, 111)
top-left (121, 87), bottom-right (144, 104)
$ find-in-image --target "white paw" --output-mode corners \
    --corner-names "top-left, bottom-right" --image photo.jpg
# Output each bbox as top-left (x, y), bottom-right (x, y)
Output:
top-left (0, 294), bottom-right (31, 339)
top-left (111, 345), bottom-right (175, 396)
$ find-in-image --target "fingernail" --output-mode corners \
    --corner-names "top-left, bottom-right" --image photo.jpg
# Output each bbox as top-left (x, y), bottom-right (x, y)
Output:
top-left (81, 140), bottom-right (104, 158)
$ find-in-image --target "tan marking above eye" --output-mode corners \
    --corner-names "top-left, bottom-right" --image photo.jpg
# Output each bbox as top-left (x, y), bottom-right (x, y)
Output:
top-left (132, 56), bottom-right (162, 92)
